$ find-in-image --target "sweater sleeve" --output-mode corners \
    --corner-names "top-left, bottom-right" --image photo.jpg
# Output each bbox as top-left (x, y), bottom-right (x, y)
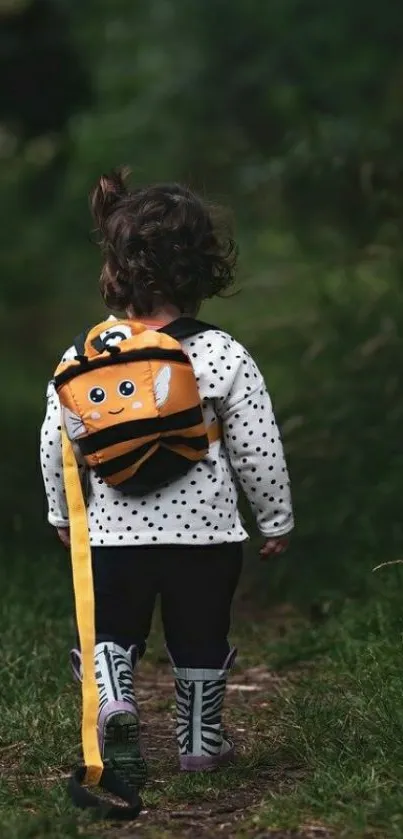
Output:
top-left (217, 344), bottom-right (294, 538)
top-left (40, 379), bottom-right (69, 528)
top-left (40, 345), bottom-right (87, 528)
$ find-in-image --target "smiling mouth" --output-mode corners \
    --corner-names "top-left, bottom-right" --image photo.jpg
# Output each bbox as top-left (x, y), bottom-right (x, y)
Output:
top-left (109, 408), bottom-right (124, 415)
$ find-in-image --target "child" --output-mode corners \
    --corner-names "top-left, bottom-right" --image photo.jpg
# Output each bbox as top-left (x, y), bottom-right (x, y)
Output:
top-left (40, 171), bottom-right (293, 789)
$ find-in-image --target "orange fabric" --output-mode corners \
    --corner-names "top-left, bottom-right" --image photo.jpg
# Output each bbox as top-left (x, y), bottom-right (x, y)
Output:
top-left (167, 444), bottom-right (208, 461)
top-left (86, 434), bottom-right (158, 467)
top-left (55, 319), bottom-right (221, 491)
top-left (207, 421), bottom-right (221, 444)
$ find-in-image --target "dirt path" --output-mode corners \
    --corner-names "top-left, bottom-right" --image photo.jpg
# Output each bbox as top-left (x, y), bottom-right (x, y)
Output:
top-left (108, 656), bottom-right (330, 839)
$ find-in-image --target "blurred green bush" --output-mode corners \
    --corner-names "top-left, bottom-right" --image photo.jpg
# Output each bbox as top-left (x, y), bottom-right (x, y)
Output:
top-left (1, 0), bottom-right (403, 604)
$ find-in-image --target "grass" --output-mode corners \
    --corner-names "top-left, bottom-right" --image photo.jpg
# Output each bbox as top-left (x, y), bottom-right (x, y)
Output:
top-left (247, 570), bottom-right (403, 838)
top-left (2, 546), bottom-right (403, 838)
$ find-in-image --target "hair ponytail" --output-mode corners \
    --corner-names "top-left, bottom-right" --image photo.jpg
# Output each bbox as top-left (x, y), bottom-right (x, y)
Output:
top-left (90, 168), bottom-right (130, 232)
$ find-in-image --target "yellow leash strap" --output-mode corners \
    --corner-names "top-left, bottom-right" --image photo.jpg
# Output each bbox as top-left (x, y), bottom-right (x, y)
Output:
top-left (61, 429), bottom-right (103, 786)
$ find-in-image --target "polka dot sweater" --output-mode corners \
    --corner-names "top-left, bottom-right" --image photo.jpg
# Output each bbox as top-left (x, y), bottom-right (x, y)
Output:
top-left (40, 327), bottom-right (294, 546)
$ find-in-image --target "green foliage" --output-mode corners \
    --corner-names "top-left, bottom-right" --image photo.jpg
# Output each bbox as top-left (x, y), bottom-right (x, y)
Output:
top-left (268, 260), bottom-right (403, 603)
top-left (0, 0), bottom-right (91, 141)
top-left (63, 0), bottom-right (403, 245)
top-left (2, 6), bottom-right (403, 832)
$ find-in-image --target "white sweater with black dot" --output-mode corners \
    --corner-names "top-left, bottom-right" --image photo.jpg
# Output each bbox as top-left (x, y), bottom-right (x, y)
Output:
top-left (40, 328), bottom-right (294, 546)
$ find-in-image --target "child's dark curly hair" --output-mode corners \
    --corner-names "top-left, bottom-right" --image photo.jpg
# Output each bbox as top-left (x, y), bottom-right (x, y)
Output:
top-left (90, 169), bottom-right (238, 315)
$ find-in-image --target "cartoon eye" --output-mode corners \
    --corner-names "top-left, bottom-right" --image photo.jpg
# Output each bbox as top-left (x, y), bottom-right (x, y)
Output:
top-left (118, 380), bottom-right (136, 397)
top-left (100, 325), bottom-right (132, 348)
top-left (88, 386), bottom-right (106, 404)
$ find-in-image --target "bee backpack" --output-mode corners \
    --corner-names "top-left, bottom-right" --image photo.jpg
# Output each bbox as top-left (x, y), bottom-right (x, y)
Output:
top-left (54, 317), bottom-right (220, 818)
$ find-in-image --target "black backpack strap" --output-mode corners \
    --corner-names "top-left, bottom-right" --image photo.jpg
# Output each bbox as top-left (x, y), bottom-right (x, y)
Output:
top-left (73, 326), bottom-right (118, 357)
top-left (159, 316), bottom-right (217, 340)
top-left (73, 328), bottom-right (90, 358)
top-left (73, 317), bottom-right (216, 356)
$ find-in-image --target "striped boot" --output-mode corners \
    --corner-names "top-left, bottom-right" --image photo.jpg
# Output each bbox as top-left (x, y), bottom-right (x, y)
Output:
top-left (169, 648), bottom-right (237, 772)
top-left (70, 641), bottom-right (147, 789)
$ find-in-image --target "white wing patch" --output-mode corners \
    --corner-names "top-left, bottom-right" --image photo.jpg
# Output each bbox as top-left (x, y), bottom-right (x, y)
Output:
top-left (63, 407), bottom-right (86, 440)
top-left (154, 365), bottom-right (171, 408)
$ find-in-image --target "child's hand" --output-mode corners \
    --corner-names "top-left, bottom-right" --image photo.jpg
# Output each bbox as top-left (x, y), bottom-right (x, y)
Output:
top-left (57, 527), bottom-right (70, 548)
top-left (260, 536), bottom-right (289, 559)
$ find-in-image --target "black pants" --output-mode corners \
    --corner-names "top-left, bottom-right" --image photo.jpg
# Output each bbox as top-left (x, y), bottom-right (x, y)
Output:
top-left (90, 543), bottom-right (243, 668)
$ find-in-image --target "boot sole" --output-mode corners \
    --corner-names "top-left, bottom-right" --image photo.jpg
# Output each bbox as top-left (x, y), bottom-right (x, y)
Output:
top-left (180, 755), bottom-right (235, 772)
top-left (180, 745), bottom-right (235, 772)
top-left (103, 712), bottom-right (148, 790)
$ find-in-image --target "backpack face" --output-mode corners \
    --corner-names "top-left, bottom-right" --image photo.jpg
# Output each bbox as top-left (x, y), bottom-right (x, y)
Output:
top-left (62, 360), bottom-right (177, 440)
top-left (54, 319), bottom-right (211, 493)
